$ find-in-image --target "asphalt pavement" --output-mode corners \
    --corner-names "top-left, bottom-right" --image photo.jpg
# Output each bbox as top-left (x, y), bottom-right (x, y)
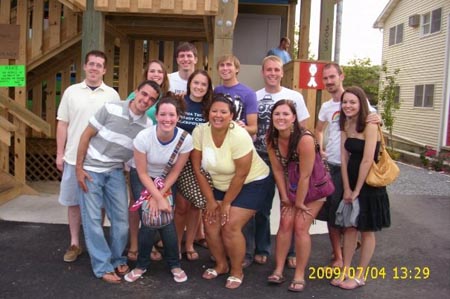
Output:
top-left (0, 163), bottom-right (449, 299)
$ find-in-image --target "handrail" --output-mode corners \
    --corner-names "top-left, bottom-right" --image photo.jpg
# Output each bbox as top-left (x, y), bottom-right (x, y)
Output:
top-left (0, 116), bottom-right (17, 132)
top-left (28, 33), bottom-right (82, 72)
top-left (0, 94), bottom-right (51, 136)
top-left (57, 0), bottom-right (85, 12)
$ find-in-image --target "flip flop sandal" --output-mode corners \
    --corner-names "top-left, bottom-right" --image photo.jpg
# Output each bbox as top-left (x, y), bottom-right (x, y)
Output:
top-left (225, 275), bottom-right (244, 289)
top-left (288, 279), bottom-right (306, 292)
top-left (254, 255), bottom-right (268, 265)
top-left (339, 278), bottom-right (366, 290)
top-left (242, 258), bottom-right (253, 268)
top-left (286, 257), bottom-right (297, 269)
top-left (127, 250), bottom-right (138, 262)
top-left (202, 268), bottom-right (218, 279)
top-left (202, 268), bottom-right (228, 280)
top-left (186, 250), bottom-right (199, 261)
top-left (102, 272), bottom-right (122, 284)
top-left (124, 269), bottom-right (147, 283)
top-left (172, 269), bottom-right (188, 283)
top-left (116, 264), bottom-right (130, 276)
top-left (330, 277), bottom-right (346, 287)
top-left (267, 273), bottom-right (286, 284)
top-left (150, 249), bottom-right (162, 261)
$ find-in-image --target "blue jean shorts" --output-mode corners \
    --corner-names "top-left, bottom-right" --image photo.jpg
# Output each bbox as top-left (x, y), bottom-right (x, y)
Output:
top-left (213, 175), bottom-right (271, 211)
top-left (58, 162), bottom-right (81, 206)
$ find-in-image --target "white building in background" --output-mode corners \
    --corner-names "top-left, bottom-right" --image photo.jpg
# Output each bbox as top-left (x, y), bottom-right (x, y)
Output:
top-left (374, 0), bottom-right (450, 151)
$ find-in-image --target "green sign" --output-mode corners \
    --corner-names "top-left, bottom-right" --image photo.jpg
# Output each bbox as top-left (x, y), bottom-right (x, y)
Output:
top-left (0, 65), bottom-right (26, 87)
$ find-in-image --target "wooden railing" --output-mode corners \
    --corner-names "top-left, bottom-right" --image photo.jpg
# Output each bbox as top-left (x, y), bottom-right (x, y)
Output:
top-left (22, 1), bottom-right (83, 138)
top-left (94, 0), bottom-right (218, 15)
top-left (26, 0), bottom-right (82, 66)
top-left (1, 0), bottom-right (219, 185)
top-left (0, 94), bottom-right (51, 137)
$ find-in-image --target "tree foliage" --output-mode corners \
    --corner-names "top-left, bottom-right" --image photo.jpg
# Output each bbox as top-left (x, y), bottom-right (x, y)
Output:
top-left (342, 58), bottom-right (380, 105)
top-left (378, 62), bottom-right (401, 150)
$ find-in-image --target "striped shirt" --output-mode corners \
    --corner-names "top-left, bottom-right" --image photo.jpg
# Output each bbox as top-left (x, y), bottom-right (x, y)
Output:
top-left (83, 101), bottom-right (153, 172)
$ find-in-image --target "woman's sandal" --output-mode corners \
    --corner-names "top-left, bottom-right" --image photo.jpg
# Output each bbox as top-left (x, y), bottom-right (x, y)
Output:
top-left (288, 279), bottom-right (306, 292)
top-left (186, 250), bottom-right (199, 261)
top-left (267, 273), bottom-right (286, 284)
top-left (150, 247), bottom-right (162, 261)
top-left (127, 250), bottom-right (138, 262)
top-left (330, 277), bottom-right (346, 287)
top-left (339, 278), bottom-right (365, 290)
top-left (102, 272), bottom-right (122, 284)
top-left (116, 264), bottom-right (130, 276)
top-left (286, 257), bottom-right (297, 269)
top-left (254, 255), bottom-right (268, 265)
top-left (172, 269), bottom-right (188, 283)
top-left (225, 275), bottom-right (244, 289)
top-left (124, 269), bottom-right (147, 282)
top-left (202, 268), bottom-right (229, 280)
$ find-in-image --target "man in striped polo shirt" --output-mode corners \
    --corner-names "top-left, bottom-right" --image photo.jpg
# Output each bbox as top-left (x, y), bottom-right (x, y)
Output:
top-left (75, 80), bottom-right (161, 283)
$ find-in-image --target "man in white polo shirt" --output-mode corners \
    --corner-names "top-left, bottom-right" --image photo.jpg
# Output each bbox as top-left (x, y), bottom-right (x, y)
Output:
top-left (56, 50), bottom-right (121, 263)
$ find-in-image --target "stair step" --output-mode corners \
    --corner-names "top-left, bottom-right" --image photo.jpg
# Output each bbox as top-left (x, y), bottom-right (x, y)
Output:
top-left (0, 171), bottom-right (24, 206)
top-left (0, 185), bottom-right (23, 206)
top-left (0, 172), bottom-right (17, 193)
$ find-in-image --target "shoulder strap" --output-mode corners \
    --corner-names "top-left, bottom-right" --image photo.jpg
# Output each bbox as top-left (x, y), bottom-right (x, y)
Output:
top-left (274, 129), bottom-right (320, 168)
top-left (161, 130), bottom-right (188, 179)
top-left (377, 125), bottom-right (386, 149)
top-left (301, 129), bottom-right (320, 152)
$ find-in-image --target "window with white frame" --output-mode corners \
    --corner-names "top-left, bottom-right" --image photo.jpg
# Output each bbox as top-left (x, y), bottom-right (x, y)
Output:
top-left (414, 84), bottom-right (434, 107)
top-left (389, 23), bottom-right (403, 46)
top-left (422, 8), bottom-right (441, 35)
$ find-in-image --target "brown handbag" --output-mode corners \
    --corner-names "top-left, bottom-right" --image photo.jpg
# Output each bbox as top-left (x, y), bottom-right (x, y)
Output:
top-left (365, 125), bottom-right (400, 187)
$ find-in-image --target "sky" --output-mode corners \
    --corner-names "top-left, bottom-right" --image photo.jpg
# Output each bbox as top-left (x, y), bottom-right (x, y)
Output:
top-left (306, 0), bottom-right (391, 65)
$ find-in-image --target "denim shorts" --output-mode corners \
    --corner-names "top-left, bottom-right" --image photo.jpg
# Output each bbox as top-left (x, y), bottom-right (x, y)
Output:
top-left (58, 162), bottom-right (81, 206)
top-left (213, 175), bottom-right (271, 211)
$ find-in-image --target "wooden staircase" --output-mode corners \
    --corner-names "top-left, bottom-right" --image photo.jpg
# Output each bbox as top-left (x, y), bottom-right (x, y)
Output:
top-left (1, 0), bottom-right (233, 201)
top-left (0, 170), bottom-right (38, 205)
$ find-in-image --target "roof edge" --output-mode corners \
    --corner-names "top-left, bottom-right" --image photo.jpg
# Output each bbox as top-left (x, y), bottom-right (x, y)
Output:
top-left (373, 0), bottom-right (401, 29)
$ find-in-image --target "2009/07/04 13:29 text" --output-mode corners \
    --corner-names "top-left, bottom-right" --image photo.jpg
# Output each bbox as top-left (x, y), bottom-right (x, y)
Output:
top-left (308, 266), bottom-right (430, 280)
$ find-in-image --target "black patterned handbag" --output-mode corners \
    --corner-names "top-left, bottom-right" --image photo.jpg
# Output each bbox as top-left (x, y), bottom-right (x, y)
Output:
top-left (176, 160), bottom-right (213, 209)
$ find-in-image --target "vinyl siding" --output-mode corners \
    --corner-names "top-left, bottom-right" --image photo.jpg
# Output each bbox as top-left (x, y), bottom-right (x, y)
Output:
top-left (379, 0), bottom-right (450, 147)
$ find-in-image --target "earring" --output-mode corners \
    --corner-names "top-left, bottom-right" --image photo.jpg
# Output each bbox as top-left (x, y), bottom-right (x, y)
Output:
top-left (229, 121), bottom-right (235, 129)
top-left (290, 123), bottom-right (294, 133)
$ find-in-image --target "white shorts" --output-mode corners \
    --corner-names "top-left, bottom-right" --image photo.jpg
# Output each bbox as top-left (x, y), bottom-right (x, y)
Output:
top-left (58, 163), bottom-right (81, 206)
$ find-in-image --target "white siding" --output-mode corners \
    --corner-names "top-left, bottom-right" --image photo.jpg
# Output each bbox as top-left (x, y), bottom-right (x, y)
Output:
top-left (380, 0), bottom-right (450, 147)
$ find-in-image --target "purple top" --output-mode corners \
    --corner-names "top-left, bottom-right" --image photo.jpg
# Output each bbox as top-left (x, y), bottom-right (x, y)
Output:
top-left (214, 83), bottom-right (258, 124)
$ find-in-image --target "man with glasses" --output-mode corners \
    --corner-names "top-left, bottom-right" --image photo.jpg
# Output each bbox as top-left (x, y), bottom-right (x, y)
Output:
top-left (56, 50), bottom-right (120, 263)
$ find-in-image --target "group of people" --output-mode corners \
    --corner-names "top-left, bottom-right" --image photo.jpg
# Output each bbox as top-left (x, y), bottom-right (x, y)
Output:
top-left (56, 42), bottom-right (390, 291)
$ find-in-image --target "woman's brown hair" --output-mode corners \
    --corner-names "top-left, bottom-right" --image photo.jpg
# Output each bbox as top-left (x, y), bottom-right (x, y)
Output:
top-left (339, 86), bottom-right (370, 133)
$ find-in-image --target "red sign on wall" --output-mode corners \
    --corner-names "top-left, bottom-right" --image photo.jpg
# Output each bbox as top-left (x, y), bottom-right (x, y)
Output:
top-left (298, 61), bottom-right (326, 90)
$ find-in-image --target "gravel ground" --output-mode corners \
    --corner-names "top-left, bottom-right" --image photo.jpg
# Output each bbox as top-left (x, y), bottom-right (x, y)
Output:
top-left (387, 162), bottom-right (450, 196)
